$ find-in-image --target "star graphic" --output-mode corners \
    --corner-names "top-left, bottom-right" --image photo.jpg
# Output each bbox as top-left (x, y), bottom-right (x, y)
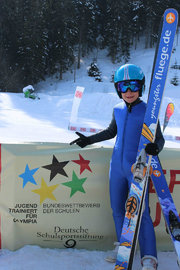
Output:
top-left (42, 155), bottom-right (69, 181)
top-left (62, 171), bottom-right (87, 197)
top-left (19, 164), bottom-right (39, 188)
top-left (32, 178), bottom-right (59, 204)
top-left (72, 154), bottom-right (92, 174)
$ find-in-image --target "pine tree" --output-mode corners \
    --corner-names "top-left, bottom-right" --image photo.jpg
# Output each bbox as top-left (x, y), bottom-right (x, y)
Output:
top-left (16, 0), bottom-right (48, 85)
top-left (0, 0), bottom-right (23, 91)
top-left (0, 0), bottom-right (179, 92)
top-left (105, 0), bottom-right (122, 63)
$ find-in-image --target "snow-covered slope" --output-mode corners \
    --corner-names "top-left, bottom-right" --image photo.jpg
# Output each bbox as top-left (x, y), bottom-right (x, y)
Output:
top-left (0, 46), bottom-right (180, 147)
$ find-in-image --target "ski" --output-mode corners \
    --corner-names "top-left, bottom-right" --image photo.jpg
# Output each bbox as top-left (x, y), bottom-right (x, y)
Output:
top-left (150, 102), bottom-right (180, 263)
top-left (151, 156), bottom-right (180, 263)
top-left (115, 8), bottom-right (178, 270)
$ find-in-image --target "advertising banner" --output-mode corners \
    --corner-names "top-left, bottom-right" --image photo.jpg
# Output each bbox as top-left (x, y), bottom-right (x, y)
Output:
top-left (0, 143), bottom-right (179, 251)
top-left (0, 143), bottom-right (116, 251)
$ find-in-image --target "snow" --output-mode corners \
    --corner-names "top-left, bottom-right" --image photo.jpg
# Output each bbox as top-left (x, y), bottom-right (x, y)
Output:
top-left (22, 85), bottom-right (34, 93)
top-left (0, 47), bottom-right (179, 147)
top-left (0, 246), bottom-right (179, 270)
top-left (0, 41), bottom-right (180, 269)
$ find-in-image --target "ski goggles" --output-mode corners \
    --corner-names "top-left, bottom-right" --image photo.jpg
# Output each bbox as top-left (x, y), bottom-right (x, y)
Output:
top-left (116, 80), bottom-right (142, 93)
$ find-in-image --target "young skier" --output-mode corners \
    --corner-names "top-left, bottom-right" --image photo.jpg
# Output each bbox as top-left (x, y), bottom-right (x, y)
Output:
top-left (70, 64), bottom-right (165, 270)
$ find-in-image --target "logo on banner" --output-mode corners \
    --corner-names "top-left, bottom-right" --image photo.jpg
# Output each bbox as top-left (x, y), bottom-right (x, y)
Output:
top-left (166, 12), bottom-right (175, 24)
top-left (152, 170), bottom-right (161, 177)
top-left (75, 90), bottom-right (83, 98)
top-left (18, 154), bottom-right (93, 204)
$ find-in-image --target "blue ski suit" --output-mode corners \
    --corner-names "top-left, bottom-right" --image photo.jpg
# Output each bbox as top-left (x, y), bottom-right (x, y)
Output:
top-left (89, 99), bottom-right (165, 259)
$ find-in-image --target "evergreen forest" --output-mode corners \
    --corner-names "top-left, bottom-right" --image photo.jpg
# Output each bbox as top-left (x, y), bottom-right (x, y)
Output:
top-left (0, 0), bottom-right (180, 92)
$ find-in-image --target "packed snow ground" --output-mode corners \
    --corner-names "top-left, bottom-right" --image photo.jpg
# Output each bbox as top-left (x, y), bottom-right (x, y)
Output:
top-left (0, 246), bottom-right (179, 270)
top-left (0, 38), bottom-right (180, 269)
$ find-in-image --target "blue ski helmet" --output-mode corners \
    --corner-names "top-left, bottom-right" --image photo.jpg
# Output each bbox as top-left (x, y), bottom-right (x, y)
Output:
top-left (114, 64), bottom-right (145, 98)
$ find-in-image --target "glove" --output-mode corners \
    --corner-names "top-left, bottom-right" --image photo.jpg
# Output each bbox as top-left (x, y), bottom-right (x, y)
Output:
top-left (70, 132), bottom-right (90, 148)
top-left (145, 143), bottom-right (159, 156)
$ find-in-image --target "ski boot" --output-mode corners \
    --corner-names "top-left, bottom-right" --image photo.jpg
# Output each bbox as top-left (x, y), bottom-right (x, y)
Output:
top-left (141, 256), bottom-right (158, 270)
top-left (169, 210), bottom-right (180, 241)
top-left (105, 242), bottom-right (120, 263)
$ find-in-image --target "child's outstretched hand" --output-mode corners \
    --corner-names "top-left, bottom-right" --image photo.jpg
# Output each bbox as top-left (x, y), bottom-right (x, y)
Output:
top-left (70, 132), bottom-right (90, 148)
top-left (145, 143), bottom-right (159, 156)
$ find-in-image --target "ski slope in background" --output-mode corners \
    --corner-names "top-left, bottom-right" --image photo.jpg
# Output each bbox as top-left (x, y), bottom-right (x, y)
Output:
top-left (0, 42), bottom-right (180, 147)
